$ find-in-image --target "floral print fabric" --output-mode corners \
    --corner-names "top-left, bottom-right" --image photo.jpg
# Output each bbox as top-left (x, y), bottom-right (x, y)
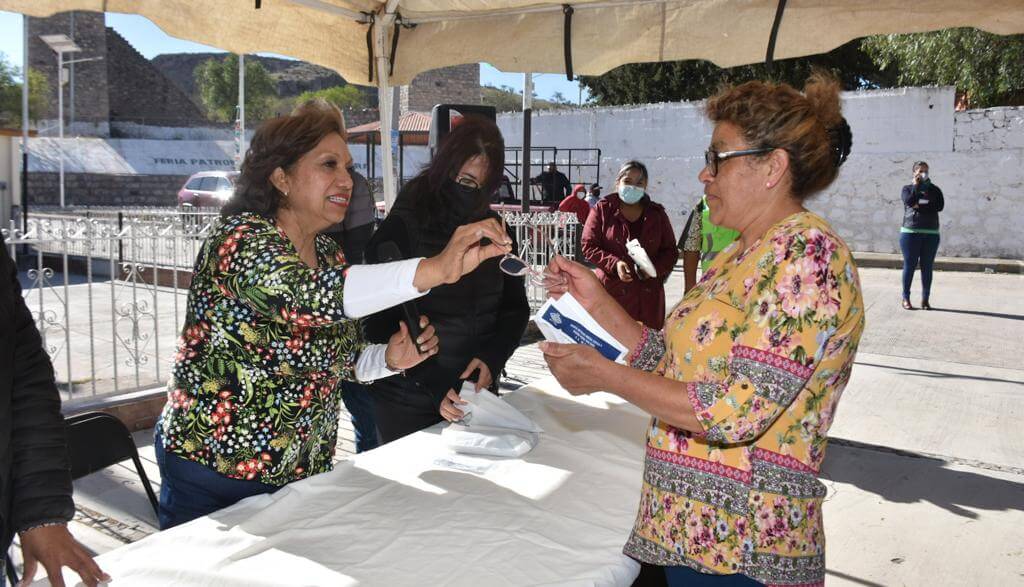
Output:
top-left (623, 212), bottom-right (864, 586)
top-left (160, 213), bottom-right (367, 486)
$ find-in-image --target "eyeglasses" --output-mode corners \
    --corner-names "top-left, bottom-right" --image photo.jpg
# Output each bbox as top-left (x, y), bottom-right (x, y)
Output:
top-left (704, 147), bottom-right (774, 177)
top-left (496, 227), bottom-right (568, 288)
top-left (454, 175), bottom-right (481, 190)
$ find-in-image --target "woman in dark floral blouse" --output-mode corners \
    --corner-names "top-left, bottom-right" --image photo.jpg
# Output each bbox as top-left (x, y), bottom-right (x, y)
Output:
top-left (156, 99), bottom-right (512, 529)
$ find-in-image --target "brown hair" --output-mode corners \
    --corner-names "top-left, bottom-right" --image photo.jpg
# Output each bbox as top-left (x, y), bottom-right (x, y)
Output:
top-left (221, 98), bottom-right (347, 218)
top-left (705, 71), bottom-right (851, 201)
top-left (616, 160), bottom-right (649, 185)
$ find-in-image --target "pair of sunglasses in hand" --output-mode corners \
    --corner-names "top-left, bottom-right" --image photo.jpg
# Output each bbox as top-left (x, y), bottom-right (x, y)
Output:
top-left (498, 251), bottom-right (567, 287)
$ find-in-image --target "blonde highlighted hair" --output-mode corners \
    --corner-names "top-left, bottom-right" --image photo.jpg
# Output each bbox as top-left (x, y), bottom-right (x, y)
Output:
top-left (706, 71), bottom-right (850, 200)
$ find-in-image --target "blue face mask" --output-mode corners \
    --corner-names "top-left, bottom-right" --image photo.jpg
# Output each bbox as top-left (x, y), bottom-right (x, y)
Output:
top-left (619, 184), bottom-right (646, 205)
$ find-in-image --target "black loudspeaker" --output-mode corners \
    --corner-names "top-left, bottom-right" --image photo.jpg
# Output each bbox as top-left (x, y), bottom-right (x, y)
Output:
top-left (429, 104), bottom-right (498, 154)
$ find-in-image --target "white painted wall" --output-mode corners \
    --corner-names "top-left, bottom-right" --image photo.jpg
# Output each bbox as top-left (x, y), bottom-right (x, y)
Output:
top-left (498, 86), bottom-right (1024, 259)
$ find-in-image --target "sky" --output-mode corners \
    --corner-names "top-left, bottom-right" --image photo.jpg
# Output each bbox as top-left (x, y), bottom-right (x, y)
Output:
top-left (0, 10), bottom-right (588, 103)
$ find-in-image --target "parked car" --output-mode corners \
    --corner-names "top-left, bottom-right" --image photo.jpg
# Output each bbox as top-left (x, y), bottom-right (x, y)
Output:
top-left (177, 171), bottom-right (239, 208)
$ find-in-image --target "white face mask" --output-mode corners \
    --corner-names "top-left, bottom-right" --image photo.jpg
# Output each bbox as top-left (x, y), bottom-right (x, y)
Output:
top-left (619, 184), bottom-right (646, 204)
top-left (918, 172), bottom-right (929, 181)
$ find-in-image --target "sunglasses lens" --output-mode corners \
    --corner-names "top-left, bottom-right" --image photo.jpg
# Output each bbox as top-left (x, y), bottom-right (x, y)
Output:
top-left (499, 256), bottom-right (529, 276)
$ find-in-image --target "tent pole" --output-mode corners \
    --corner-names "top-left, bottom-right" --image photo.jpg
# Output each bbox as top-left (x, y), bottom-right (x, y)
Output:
top-left (521, 72), bottom-right (533, 213)
top-left (374, 19), bottom-right (397, 212)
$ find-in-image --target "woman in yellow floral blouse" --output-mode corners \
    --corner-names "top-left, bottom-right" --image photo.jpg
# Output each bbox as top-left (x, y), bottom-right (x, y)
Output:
top-left (541, 73), bottom-right (862, 586)
top-left (156, 100), bottom-right (512, 529)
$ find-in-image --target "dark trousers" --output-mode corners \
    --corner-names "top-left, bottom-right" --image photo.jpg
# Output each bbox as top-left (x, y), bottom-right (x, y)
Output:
top-left (371, 377), bottom-right (446, 444)
top-left (154, 433), bottom-right (280, 530)
top-left (340, 380), bottom-right (379, 453)
top-left (899, 232), bottom-right (941, 300)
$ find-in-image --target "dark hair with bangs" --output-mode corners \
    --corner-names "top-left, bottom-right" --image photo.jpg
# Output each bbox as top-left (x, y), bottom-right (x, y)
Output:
top-left (410, 115), bottom-right (505, 225)
top-left (221, 98), bottom-right (347, 219)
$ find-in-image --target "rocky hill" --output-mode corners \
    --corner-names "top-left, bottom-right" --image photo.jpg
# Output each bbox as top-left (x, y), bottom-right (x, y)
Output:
top-left (151, 53), bottom-right (369, 99)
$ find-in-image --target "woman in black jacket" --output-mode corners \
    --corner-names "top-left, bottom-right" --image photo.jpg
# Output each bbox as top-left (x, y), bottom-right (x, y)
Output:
top-left (365, 117), bottom-right (530, 442)
top-left (900, 161), bottom-right (945, 310)
top-left (1, 237), bottom-right (108, 585)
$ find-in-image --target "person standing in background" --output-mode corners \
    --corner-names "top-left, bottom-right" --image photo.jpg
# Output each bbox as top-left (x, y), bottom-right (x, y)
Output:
top-left (900, 161), bottom-right (944, 310)
top-left (677, 195), bottom-right (740, 293)
top-left (531, 162), bottom-right (572, 205)
top-left (585, 183), bottom-right (603, 208)
top-left (582, 160), bottom-right (677, 330)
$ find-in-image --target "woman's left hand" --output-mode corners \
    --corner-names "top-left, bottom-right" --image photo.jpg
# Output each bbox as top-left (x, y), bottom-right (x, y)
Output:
top-left (460, 357), bottom-right (493, 392)
top-left (385, 316), bottom-right (439, 370)
top-left (539, 341), bottom-right (611, 395)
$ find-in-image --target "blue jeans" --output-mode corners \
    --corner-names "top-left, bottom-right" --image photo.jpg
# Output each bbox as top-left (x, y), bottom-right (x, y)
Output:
top-left (664, 565), bottom-right (764, 586)
top-left (341, 380), bottom-right (379, 453)
top-left (899, 232), bottom-right (940, 301)
top-left (154, 432), bottom-right (280, 530)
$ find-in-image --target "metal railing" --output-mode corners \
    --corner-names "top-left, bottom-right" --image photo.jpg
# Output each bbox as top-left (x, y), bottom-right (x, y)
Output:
top-left (3, 207), bottom-right (576, 403)
top-left (500, 211), bottom-right (579, 310)
top-left (4, 208), bottom-right (221, 404)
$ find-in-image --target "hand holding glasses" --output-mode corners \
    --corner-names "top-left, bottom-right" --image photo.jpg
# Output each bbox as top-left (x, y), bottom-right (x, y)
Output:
top-left (495, 218), bottom-right (568, 288)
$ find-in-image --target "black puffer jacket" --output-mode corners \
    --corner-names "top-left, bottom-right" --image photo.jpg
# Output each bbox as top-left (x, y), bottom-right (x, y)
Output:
top-left (364, 181), bottom-right (529, 412)
top-left (0, 235), bottom-right (75, 555)
top-left (901, 182), bottom-right (945, 231)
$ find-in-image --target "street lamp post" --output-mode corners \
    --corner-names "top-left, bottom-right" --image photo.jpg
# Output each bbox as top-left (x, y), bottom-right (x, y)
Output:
top-left (40, 34), bottom-right (81, 208)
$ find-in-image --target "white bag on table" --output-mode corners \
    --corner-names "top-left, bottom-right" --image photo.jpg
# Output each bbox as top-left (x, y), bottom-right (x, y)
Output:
top-left (441, 382), bottom-right (543, 458)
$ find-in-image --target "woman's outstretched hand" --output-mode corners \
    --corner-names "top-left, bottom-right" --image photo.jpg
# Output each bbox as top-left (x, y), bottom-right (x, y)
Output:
top-left (544, 255), bottom-right (613, 314)
top-left (414, 218), bottom-right (512, 290)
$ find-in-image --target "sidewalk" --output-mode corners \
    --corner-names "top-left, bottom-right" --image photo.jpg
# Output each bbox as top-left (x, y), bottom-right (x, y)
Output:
top-left (15, 264), bottom-right (1022, 585)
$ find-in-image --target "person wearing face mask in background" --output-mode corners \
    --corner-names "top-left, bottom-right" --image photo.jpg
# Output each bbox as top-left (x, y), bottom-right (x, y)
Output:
top-left (900, 161), bottom-right (944, 310)
top-left (581, 160), bottom-right (677, 329)
top-left (559, 184), bottom-right (592, 261)
top-left (363, 116), bottom-right (530, 442)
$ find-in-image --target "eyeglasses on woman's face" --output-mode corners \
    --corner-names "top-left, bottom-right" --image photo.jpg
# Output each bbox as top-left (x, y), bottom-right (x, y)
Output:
top-left (703, 147), bottom-right (774, 177)
top-left (454, 175), bottom-right (481, 190)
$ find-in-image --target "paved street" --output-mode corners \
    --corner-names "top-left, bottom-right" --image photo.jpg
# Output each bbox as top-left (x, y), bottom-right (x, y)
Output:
top-left (10, 264), bottom-right (1023, 586)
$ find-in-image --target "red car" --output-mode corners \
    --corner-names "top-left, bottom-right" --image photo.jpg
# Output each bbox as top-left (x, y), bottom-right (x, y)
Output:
top-left (177, 171), bottom-right (239, 208)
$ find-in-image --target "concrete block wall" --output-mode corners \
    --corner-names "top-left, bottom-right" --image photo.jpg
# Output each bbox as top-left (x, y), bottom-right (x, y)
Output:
top-left (400, 64), bottom-right (481, 113)
top-left (26, 173), bottom-right (185, 207)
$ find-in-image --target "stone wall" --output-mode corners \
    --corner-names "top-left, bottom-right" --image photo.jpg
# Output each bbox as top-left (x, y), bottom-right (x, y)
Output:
top-left (26, 173), bottom-right (185, 207)
top-left (954, 106), bottom-right (1024, 152)
top-left (105, 28), bottom-right (208, 127)
top-left (400, 64), bottom-right (481, 113)
top-left (497, 86), bottom-right (1024, 259)
top-left (28, 11), bottom-right (111, 131)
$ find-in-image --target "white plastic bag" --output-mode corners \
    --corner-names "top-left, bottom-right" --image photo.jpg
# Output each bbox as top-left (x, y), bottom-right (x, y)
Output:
top-left (441, 383), bottom-right (543, 457)
top-left (626, 238), bottom-right (657, 278)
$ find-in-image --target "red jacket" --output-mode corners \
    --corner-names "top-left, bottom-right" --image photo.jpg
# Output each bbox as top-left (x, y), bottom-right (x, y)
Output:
top-left (581, 193), bottom-right (677, 329)
top-left (558, 188), bottom-right (591, 225)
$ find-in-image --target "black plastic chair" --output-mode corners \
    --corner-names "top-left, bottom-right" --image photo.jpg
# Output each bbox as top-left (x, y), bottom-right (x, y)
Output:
top-left (4, 412), bottom-right (160, 584)
top-left (65, 412), bottom-right (160, 518)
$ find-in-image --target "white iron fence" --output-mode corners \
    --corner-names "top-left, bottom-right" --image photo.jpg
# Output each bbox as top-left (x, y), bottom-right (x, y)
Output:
top-left (4, 207), bottom-right (577, 404)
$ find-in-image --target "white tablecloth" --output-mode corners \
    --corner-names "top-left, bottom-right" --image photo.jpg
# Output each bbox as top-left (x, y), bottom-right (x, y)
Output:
top-left (56, 378), bottom-right (649, 586)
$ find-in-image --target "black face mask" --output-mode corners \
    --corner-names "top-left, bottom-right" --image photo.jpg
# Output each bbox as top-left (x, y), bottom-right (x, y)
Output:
top-left (442, 178), bottom-right (488, 219)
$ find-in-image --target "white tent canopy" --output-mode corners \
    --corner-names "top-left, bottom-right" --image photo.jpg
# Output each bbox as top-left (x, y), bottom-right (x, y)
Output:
top-left (7, 0), bottom-right (1024, 205)
top-left (8, 1), bottom-right (1024, 86)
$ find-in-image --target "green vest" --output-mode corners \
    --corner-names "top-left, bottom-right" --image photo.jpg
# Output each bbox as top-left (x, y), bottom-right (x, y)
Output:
top-left (700, 197), bottom-right (740, 272)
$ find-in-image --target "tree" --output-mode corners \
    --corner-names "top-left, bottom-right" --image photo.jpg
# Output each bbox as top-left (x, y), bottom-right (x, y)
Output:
top-left (296, 85), bottom-right (368, 111)
top-left (194, 54), bottom-right (276, 123)
top-left (579, 39), bottom-right (897, 106)
top-left (862, 29), bottom-right (1024, 108)
top-left (0, 53), bottom-right (50, 127)
top-left (481, 85), bottom-right (574, 112)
